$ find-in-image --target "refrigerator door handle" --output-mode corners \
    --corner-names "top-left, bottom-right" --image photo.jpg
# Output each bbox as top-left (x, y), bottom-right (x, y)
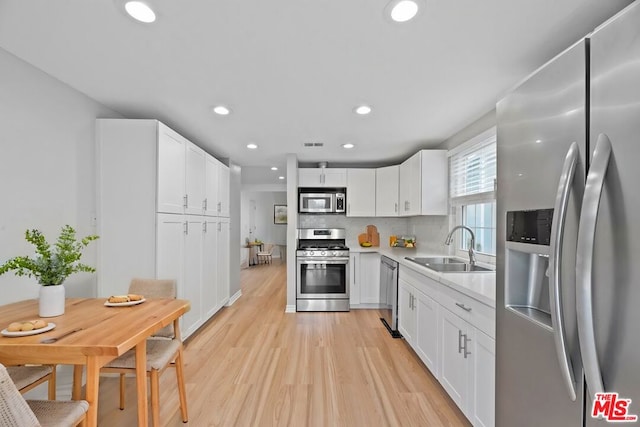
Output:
top-left (548, 141), bottom-right (579, 401)
top-left (577, 134), bottom-right (612, 398)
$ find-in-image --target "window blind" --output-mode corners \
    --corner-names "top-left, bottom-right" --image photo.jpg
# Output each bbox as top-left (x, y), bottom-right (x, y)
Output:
top-left (449, 135), bottom-right (496, 199)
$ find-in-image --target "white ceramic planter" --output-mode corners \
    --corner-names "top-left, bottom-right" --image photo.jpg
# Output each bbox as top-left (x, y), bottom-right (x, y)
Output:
top-left (39, 284), bottom-right (65, 317)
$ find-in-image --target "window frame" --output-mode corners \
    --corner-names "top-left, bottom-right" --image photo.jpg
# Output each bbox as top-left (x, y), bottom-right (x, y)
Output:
top-left (447, 127), bottom-right (497, 263)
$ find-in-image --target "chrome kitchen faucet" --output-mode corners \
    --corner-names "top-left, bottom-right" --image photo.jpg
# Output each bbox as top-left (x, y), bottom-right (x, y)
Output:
top-left (445, 225), bottom-right (476, 266)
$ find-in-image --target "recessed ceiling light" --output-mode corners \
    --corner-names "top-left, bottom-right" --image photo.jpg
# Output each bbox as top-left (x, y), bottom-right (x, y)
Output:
top-left (213, 105), bottom-right (231, 116)
top-left (271, 167), bottom-right (278, 171)
top-left (124, 1), bottom-right (156, 23)
top-left (342, 143), bottom-right (355, 149)
top-left (354, 105), bottom-right (372, 115)
top-left (535, 139), bottom-right (542, 144)
top-left (246, 143), bottom-right (258, 149)
top-left (388, 0), bottom-right (419, 22)
top-left (278, 176), bottom-right (285, 180)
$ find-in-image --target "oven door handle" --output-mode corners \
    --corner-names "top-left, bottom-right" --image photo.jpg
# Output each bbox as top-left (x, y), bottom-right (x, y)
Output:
top-left (297, 258), bottom-right (349, 265)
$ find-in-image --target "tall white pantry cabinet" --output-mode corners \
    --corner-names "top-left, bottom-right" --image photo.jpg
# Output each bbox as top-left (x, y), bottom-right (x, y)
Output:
top-left (96, 119), bottom-right (230, 339)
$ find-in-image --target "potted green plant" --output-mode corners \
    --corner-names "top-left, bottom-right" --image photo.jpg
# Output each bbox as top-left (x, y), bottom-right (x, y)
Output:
top-left (0, 225), bottom-right (99, 317)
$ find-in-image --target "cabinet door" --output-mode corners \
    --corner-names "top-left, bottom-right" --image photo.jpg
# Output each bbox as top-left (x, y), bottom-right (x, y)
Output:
top-left (156, 213), bottom-right (185, 330)
top-left (375, 165), bottom-right (399, 216)
top-left (217, 164), bottom-right (230, 217)
top-left (298, 169), bottom-right (322, 186)
top-left (204, 156), bottom-right (219, 217)
top-left (399, 152), bottom-right (421, 216)
top-left (415, 289), bottom-right (439, 376)
top-left (182, 216), bottom-right (205, 338)
top-left (349, 253), bottom-right (360, 306)
top-left (472, 330), bottom-right (495, 427)
top-left (420, 150), bottom-right (448, 215)
top-left (323, 168), bottom-right (347, 187)
top-left (398, 280), bottom-right (416, 344)
top-left (157, 125), bottom-right (186, 214)
top-left (185, 143), bottom-right (206, 215)
top-left (217, 218), bottom-right (230, 304)
top-left (347, 169), bottom-right (376, 217)
top-left (439, 307), bottom-right (472, 416)
top-left (202, 217), bottom-right (218, 318)
top-left (359, 253), bottom-right (381, 304)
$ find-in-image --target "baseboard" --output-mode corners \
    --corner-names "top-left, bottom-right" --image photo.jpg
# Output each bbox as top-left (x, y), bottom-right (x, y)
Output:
top-left (285, 304), bottom-right (296, 313)
top-left (226, 290), bottom-right (242, 306)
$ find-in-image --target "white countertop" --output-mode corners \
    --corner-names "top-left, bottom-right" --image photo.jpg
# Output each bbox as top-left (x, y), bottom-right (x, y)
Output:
top-left (350, 246), bottom-right (496, 308)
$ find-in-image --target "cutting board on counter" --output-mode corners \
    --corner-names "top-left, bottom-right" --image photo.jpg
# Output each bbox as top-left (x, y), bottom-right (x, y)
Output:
top-left (357, 225), bottom-right (380, 247)
top-left (366, 225), bottom-right (380, 247)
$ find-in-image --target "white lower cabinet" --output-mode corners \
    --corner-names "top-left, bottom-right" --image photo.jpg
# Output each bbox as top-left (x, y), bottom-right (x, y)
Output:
top-left (202, 217), bottom-right (219, 319)
top-left (216, 218), bottom-right (230, 305)
top-left (415, 289), bottom-right (439, 375)
top-left (398, 279), bottom-right (439, 374)
top-left (157, 214), bottom-right (229, 339)
top-left (350, 253), bottom-right (381, 307)
top-left (439, 306), bottom-right (473, 418)
top-left (398, 267), bottom-right (495, 426)
top-left (472, 330), bottom-right (495, 427)
top-left (398, 279), bottom-right (416, 343)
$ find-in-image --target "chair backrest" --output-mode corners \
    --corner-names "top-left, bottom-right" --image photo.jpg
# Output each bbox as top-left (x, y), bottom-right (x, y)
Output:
top-left (261, 243), bottom-right (275, 254)
top-left (0, 364), bottom-right (41, 427)
top-left (129, 278), bottom-right (177, 338)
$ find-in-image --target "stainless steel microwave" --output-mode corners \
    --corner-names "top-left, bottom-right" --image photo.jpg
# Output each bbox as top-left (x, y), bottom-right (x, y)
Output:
top-left (298, 189), bottom-right (346, 214)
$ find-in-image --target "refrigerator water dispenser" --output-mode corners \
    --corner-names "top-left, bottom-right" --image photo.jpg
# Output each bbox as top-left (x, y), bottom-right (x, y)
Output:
top-left (505, 209), bottom-right (554, 330)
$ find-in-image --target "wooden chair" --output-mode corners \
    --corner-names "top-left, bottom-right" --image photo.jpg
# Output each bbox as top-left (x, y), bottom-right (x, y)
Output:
top-left (6, 365), bottom-right (56, 399)
top-left (0, 363), bottom-right (88, 427)
top-left (100, 278), bottom-right (188, 427)
top-left (256, 243), bottom-right (275, 264)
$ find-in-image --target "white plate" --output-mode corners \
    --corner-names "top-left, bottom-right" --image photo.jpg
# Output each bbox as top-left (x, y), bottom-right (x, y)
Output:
top-left (1, 322), bottom-right (56, 337)
top-left (104, 298), bottom-right (146, 307)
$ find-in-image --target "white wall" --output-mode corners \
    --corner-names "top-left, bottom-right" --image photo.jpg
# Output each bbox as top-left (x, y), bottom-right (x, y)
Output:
top-left (0, 48), bottom-right (122, 304)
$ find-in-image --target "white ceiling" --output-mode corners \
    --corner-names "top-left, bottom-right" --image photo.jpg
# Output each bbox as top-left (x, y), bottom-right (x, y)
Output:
top-left (0, 0), bottom-right (633, 184)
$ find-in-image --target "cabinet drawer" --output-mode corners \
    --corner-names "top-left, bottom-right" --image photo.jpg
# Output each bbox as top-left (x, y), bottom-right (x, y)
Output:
top-left (437, 285), bottom-right (495, 339)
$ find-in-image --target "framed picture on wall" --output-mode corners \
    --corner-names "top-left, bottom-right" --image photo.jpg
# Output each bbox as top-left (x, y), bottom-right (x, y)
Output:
top-left (274, 204), bottom-right (287, 224)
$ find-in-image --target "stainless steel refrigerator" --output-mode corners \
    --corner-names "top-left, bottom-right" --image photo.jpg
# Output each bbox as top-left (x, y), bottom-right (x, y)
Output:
top-left (496, 2), bottom-right (640, 425)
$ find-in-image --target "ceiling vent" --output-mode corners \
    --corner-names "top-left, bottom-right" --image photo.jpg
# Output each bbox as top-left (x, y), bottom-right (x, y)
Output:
top-left (303, 142), bottom-right (324, 148)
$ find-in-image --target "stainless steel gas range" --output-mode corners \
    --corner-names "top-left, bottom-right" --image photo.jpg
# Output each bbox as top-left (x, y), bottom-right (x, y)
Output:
top-left (296, 228), bottom-right (350, 312)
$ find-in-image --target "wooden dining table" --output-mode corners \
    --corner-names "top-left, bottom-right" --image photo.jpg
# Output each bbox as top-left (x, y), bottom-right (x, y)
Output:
top-left (0, 297), bottom-right (190, 427)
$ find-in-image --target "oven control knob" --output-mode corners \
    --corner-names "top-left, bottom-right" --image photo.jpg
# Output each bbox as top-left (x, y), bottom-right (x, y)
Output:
top-left (321, 251), bottom-right (326, 256)
top-left (333, 251), bottom-right (338, 256)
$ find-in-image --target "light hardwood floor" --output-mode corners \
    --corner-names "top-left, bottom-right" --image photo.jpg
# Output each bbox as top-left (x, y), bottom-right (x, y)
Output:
top-left (96, 262), bottom-right (470, 426)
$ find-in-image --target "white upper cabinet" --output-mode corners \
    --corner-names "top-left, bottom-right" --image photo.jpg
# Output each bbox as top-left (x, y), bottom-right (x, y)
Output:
top-left (375, 165), bottom-right (400, 217)
top-left (399, 151), bottom-right (422, 216)
top-left (298, 168), bottom-right (347, 187)
top-left (185, 142), bottom-right (206, 215)
top-left (217, 164), bottom-right (230, 217)
top-left (204, 156), bottom-right (219, 217)
top-left (399, 150), bottom-right (448, 216)
top-left (157, 124), bottom-right (186, 214)
top-left (347, 168), bottom-right (376, 217)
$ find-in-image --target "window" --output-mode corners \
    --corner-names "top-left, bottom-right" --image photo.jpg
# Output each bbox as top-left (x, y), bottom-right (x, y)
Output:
top-left (449, 128), bottom-right (497, 258)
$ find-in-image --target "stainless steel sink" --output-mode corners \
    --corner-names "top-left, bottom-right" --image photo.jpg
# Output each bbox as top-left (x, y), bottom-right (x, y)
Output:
top-left (405, 257), bottom-right (493, 273)
top-left (406, 257), bottom-right (465, 265)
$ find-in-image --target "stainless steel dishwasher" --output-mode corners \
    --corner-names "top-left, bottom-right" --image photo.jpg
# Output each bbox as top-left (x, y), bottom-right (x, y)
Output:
top-left (379, 256), bottom-right (401, 338)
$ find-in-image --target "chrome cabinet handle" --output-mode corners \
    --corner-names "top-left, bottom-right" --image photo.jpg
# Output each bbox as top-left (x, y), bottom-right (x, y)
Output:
top-left (455, 302), bottom-right (472, 312)
top-left (577, 134), bottom-right (612, 398)
top-left (183, 194), bottom-right (188, 208)
top-left (394, 202), bottom-right (398, 213)
top-left (458, 330), bottom-right (463, 354)
top-left (184, 222), bottom-right (188, 235)
top-left (203, 222), bottom-right (207, 233)
top-left (203, 198), bottom-right (208, 210)
top-left (463, 334), bottom-right (471, 359)
top-left (549, 141), bottom-right (580, 401)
